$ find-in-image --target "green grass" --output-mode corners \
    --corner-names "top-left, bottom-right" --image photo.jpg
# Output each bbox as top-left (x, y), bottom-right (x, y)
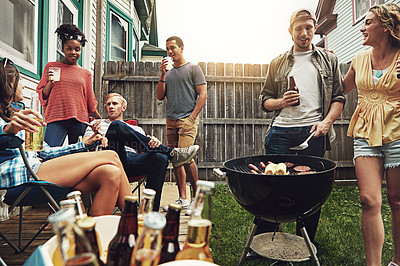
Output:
top-left (210, 184), bottom-right (393, 265)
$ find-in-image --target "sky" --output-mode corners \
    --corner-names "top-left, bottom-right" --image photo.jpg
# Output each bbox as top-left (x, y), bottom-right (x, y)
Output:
top-left (156, 0), bottom-right (319, 65)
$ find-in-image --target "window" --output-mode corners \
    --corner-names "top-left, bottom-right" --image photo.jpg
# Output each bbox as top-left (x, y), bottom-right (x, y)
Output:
top-left (56, 0), bottom-right (74, 61)
top-left (0, 0), bottom-right (38, 73)
top-left (47, 0), bottom-right (78, 62)
top-left (353, 0), bottom-right (373, 23)
top-left (132, 31), bottom-right (138, 61)
top-left (110, 11), bottom-right (128, 61)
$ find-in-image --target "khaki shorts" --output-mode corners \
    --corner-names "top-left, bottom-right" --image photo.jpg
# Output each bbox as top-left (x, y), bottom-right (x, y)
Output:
top-left (166, 115), bottom-right (199, 149)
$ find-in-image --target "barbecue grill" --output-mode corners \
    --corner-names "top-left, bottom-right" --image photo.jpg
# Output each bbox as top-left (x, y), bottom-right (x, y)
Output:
top-left (216, 154), bottom-right (336, 266)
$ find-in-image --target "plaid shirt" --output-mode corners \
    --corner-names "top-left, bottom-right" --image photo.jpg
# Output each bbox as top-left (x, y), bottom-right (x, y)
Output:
top-left (0, 118), bottom-right (89, 189)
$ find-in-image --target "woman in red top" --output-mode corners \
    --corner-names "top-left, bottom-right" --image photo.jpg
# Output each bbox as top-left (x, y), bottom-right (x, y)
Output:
top-left (36, 24), bottom-right (101, 147)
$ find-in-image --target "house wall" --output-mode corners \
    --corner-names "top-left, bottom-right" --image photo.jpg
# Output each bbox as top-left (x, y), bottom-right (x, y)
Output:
top-left (19, 0), bottom-right (141, 104)
top-left (326, 0), bottom-right (400, 64)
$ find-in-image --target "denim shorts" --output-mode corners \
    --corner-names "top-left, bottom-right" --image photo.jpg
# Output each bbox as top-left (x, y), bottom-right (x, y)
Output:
top-left (353, 138), bottom-right (400, 168)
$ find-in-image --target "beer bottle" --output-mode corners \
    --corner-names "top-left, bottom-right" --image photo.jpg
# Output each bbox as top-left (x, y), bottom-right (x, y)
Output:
top-left (137, 188), bottom-right (156, 235)
top-left (288, 76), bottom-right (300, 106)
top-left (76, 217), bottom-right (104, 265)
top-left (67, 191), bottom-right (88, 220)
top-left (191, 180), bottom-right (215, 221)
top-left (65, 252), bottom-right (100, 266)
top-left (159, 203), bottom-right (182, 263)
top-left (175, 218), bottom-right (213, 262)
top-left (107, 196), bottom-right (139, 266)
top-left (130, 212), bottom-right (166, 266)
top-left (48, 208), bottom-right (99, 265)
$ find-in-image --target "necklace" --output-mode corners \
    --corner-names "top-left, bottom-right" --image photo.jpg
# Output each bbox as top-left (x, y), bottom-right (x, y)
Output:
top-left (372, 50), bottom-right (397, 78)
top-left (376, 69), bottom-right (383, 78)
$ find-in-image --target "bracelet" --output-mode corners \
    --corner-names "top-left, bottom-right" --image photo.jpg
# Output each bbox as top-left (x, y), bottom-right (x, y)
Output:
top-left (159, 80), bottom-right (165, 83)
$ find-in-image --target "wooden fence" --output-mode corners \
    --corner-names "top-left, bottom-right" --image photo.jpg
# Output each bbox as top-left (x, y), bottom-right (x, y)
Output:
top-left (101, 61), bottom-right (356, 181)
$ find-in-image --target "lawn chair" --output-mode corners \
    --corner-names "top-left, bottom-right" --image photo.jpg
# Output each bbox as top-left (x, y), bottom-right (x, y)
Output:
top-left (88, 119), bottom-right (146, 214)
top-left (0, 134), bottom-right (72, 254)
top-left (125, 119), bottom-right (147, 201)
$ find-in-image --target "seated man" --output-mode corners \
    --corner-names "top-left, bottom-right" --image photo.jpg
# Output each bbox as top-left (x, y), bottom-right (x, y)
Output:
top-left (83, 93), bottom-right (198, 211)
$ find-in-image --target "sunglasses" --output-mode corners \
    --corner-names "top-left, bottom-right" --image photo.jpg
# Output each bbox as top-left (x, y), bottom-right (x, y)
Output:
top-left (3, 57), bottom-right (14, 68)
top-left (63, 33), bottom-right (83, 41)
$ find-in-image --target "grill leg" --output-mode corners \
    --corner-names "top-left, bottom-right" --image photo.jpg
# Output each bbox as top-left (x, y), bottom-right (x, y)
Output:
top-left (238, 216), bottom-right (260, 266)
top-left (298, 219), bottom-right (320, 266)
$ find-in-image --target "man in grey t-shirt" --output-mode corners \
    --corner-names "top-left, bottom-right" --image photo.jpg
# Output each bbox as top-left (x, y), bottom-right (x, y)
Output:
top-left (156, 36), bottom-right (207, 215)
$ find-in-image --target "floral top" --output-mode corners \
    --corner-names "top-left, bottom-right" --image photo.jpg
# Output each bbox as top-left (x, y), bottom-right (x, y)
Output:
top-left (348, 49), bottom-right (400, 146)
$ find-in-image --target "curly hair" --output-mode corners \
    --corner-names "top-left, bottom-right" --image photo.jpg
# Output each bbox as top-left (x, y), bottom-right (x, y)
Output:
top-left (370, 3), bottom-right (400, 48)
top-left (0, 58), bottom-right (20, 122)
top-left (55, 24), bottom-right (87, 47)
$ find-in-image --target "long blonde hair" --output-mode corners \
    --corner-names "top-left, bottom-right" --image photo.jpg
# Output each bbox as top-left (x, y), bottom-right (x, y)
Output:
top-left (370, 3), bottom-right (400, 48)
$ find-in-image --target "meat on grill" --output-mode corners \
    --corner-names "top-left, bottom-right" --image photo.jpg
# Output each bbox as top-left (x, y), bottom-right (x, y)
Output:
top-left (293, 165), bottom-right (311, 172)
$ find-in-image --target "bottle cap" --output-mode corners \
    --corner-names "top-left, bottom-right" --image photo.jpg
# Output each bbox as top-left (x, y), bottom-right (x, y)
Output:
top-left (48, 208), bottom-right (75, 224)
top-left (144, 212), bottom-right (166, 230)
top-left (60, 199), bottom-right (76, 207)
top-left (168, 203), bottom-right (182, 210)
top-left (124, 195), bottom-right (139, 202)
top-left (67, 190), bottom-right (82, 198)
top-left (188, 218), bottom-right (212, 228)
top-left (76, 216), bottom-right (96, 230)
top-left (143, 188), bottom-right (156, 198)
top-left (196, 180), bottom-right (215, 189)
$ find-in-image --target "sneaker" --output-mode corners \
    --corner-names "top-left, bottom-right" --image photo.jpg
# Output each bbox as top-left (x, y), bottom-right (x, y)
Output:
top-left (185, 199), bottom-right (195, 216)
top-left (162, 198), bottom-right (189, 212)
top-left (170, 145), bottom-right (199, 167)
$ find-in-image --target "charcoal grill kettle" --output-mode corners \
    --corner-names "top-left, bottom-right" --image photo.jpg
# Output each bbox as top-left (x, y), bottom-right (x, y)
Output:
top-left (215, 154), bottom-right (336, 266)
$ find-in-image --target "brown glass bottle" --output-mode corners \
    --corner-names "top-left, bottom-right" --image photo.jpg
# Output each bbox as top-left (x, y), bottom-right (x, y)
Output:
top-left (159, 203), bottom-right (182, 263)
top-left (106, 196), bottom-right (139, 266)
top-left (288, 76), bottom-right (300, 106)
top-left (77, 217), bottom-right (104, 265)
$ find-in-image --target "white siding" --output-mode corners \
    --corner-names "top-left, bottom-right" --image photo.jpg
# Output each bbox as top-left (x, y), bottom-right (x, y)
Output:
top-left (21, 75), bottom-right (40, 107)
top-left (83, 0), bottom-right (97, 76)
top-left (110, 0), bottom-right (131, 16)
top-left (326, 0), bottom-right (400, 64)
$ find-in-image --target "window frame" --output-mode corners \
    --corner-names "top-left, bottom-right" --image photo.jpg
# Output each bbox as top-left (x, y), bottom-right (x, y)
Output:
top-left (352, 0), bottom-right (374, 25)
top-left (0, 0), bottom-right (40, 79)
top-left (106, 2), bottom-right (139, 62)
top-left (47, 0), bottom-right (84, 66)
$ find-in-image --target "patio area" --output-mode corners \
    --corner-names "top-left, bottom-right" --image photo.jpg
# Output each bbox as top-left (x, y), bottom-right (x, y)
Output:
top-left (0, 182), bottom-right (190, 265)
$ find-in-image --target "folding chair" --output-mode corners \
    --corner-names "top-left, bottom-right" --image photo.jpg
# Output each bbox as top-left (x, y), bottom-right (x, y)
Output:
top-left (125, 119), bottom-right (147, 201)
top-left (0, 134), bottom-right (72, 254)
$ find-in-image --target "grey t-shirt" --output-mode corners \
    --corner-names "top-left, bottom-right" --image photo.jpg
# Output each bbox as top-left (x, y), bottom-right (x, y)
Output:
top-left (165, 62), bottom-right (206, 120)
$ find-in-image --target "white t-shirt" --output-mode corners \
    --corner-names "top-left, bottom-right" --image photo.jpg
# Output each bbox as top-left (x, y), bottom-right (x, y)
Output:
top-left (273, 50), bottom-right (322, 127)
top-left (83, 119), bottom-right (145, 153)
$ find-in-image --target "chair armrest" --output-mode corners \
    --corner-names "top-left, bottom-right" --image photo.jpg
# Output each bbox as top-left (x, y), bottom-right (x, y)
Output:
top-left (0, 134), bottom-right (24, 150)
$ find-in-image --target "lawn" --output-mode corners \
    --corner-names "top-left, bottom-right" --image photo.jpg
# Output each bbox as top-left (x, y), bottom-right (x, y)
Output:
top-left (210, 183), bottom-right (393, 266)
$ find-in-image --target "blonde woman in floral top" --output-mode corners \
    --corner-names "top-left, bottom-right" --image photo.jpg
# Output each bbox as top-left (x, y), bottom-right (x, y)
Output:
top-left (343, 4), bottom-right (400, 266)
